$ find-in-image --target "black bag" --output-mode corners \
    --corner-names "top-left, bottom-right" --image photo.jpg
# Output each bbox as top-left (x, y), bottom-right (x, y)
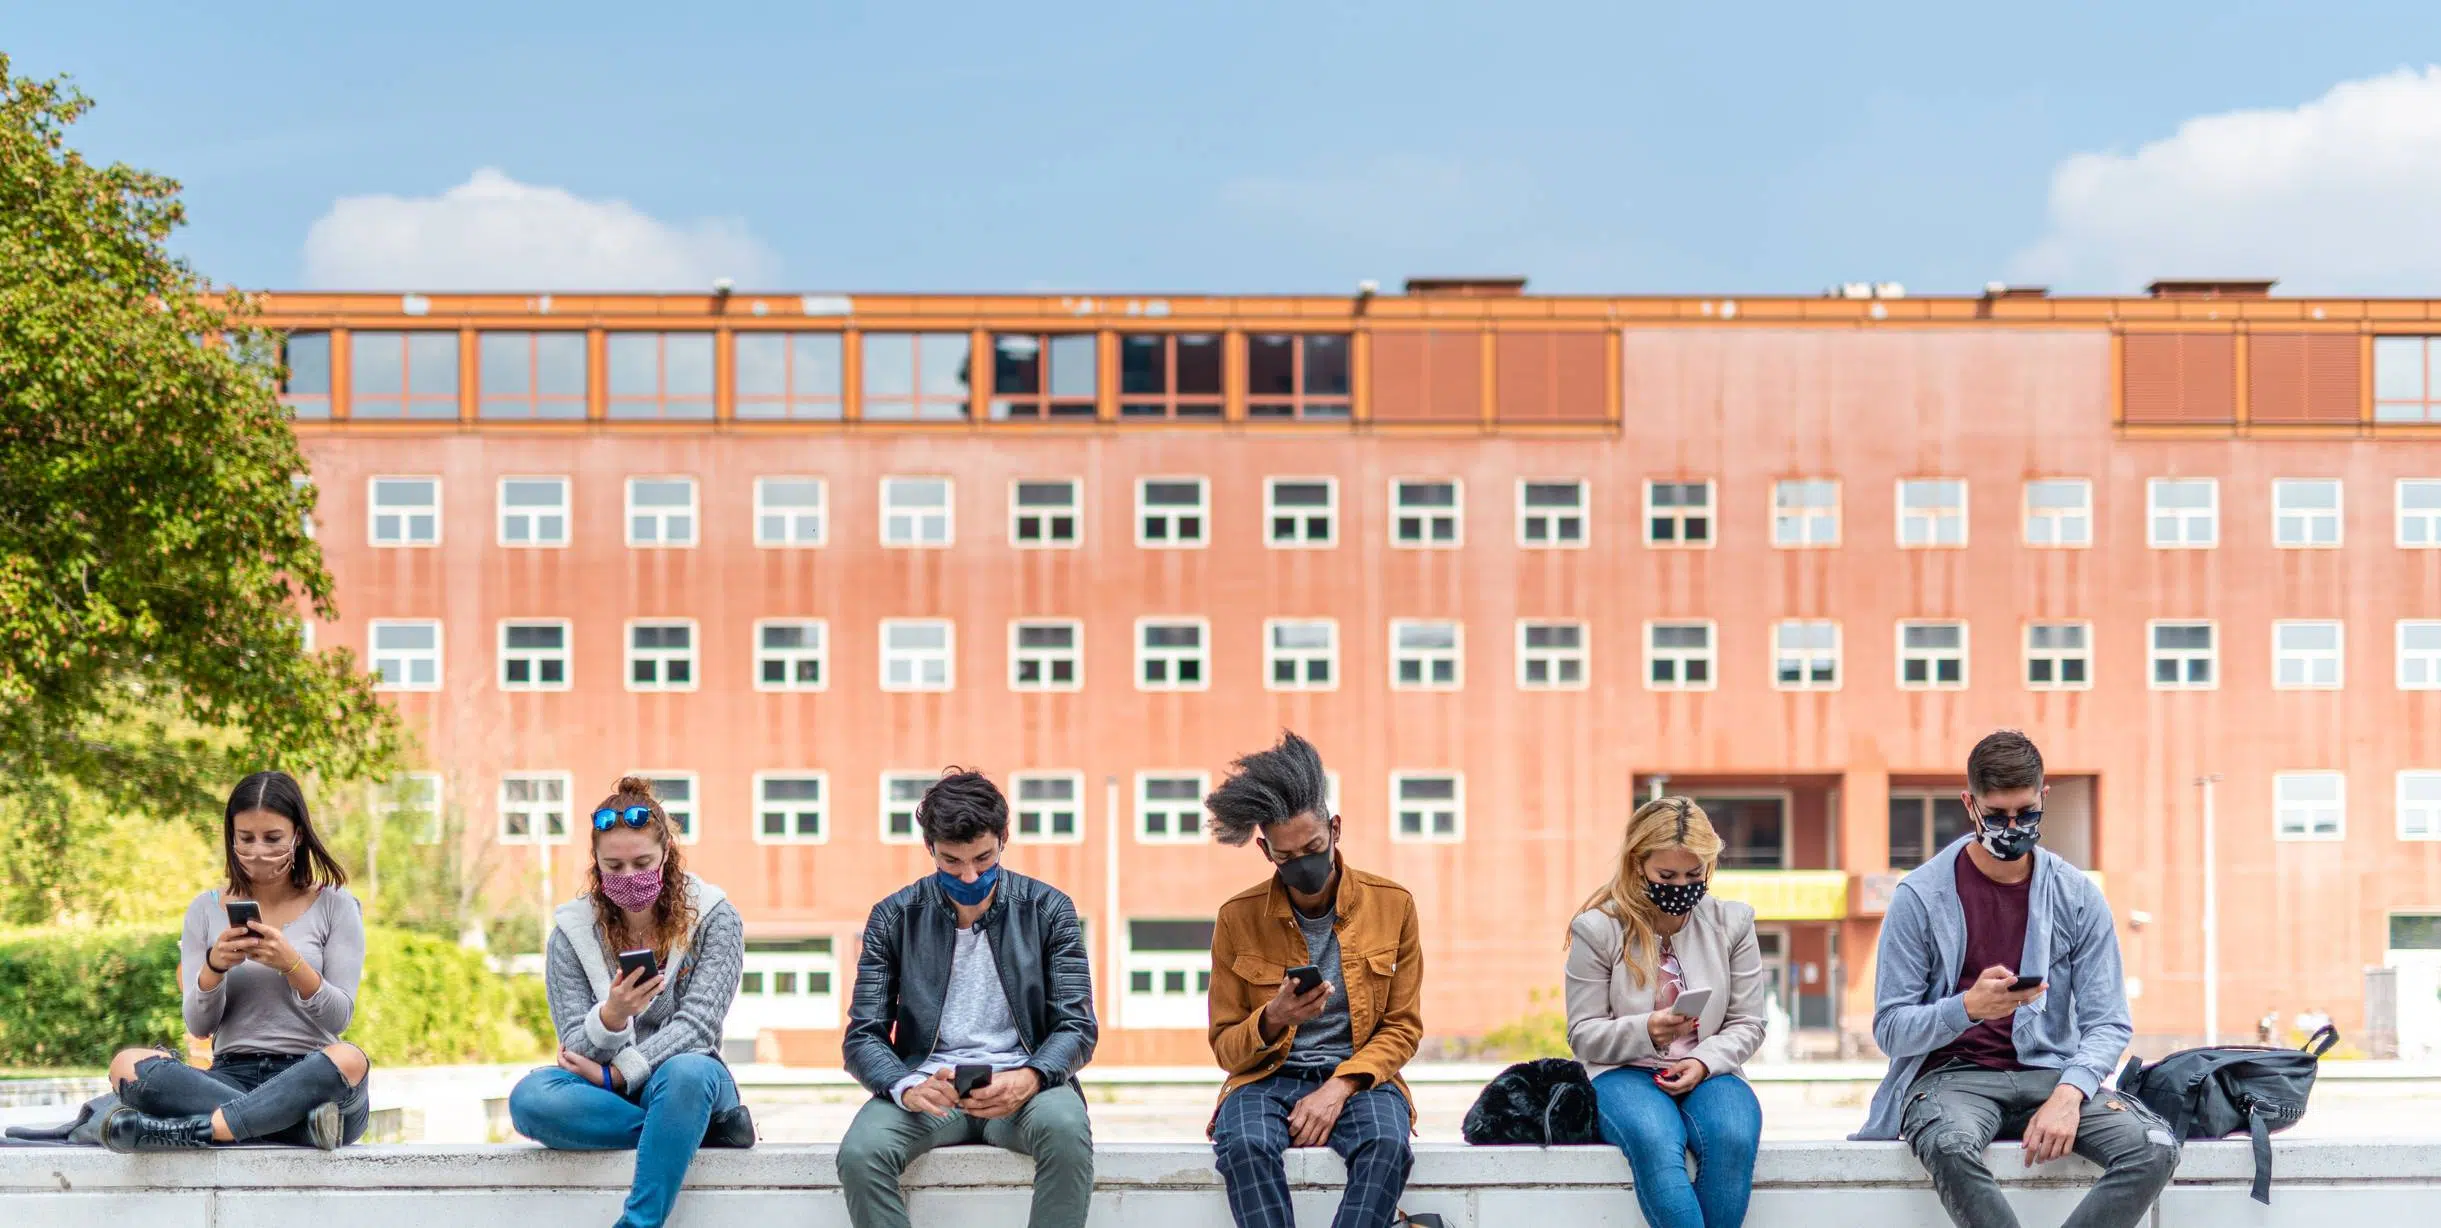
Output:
top-left (2115, 1025), bottom-right (2336, 1205)
top-left (1461, 1058), bottom-right (1602, 1146)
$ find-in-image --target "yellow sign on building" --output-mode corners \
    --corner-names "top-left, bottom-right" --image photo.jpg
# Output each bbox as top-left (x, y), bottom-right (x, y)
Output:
top-left (1710, 870), bottom-right (1849, 922)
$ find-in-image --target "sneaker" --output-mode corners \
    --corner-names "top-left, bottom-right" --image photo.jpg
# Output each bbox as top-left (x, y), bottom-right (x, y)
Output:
top-left (304, 1101), bottom-right (345, 1151)
top-left (700, 1104), bottom-right (755, 1149)
top-left (99, 1107), bottom-right (214, 1153)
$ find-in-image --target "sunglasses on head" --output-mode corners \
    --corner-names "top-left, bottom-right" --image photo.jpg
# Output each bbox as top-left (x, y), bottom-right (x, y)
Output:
top-left (593, 805), bottom-right (655, 831)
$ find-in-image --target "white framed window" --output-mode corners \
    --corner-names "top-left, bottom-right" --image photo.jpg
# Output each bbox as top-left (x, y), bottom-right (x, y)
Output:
top-left (1137, 619), bottom-right (1208, 691)
top-left (498, 477), bottom-right (568, 547)
top-left (2026, 622), bottom-right (2092, 690)
top-left (753, 773), bottom-right (828, 844)
top-left (1644, 621), bottom-right (1716, 691)
top-left (2023, 479), bottom-right (2092, 548)
top-left (498, 620), bottom-right (570, 691)
top-left (498, 773), bottom-right (570, 844)
top-left (2148, 621), bottom-right (2217, 690)
top-left (2400, 480), bottom-right (2441, 548)
top-left (2401, 621), bottom-right (2441, 689)
top-left (881, 476), bottom-right (953, 547)
top-left (373, 772), bottom-right (444, 845)
top-left (1010, 620), bottom-right (1083, 691)
top-left (2400, 771), bottom-right (2441, 841)
top-left (1136, 773), bottom-right (1209, 843)
top-left (754, 619), bottom-right (826, 691)
top-left (754, 477), bottom-right (826, 547)
top-left (1391, 479), bottom-right (1462, 547)
top-left (626, 477), bottom-right (698, 547)
top-left (1137, 478), bottom-right (1208, 547)
top-left (640, 773), bottom-right (698, 842)
top-left (2275, 771), bottom-right (2345, 842)
top-left (1121, 919), bottom-right (1217, 1029)
top-left (2274, 479), bottom-right (2343, 548)
top-left (1518, 620), bottom-right (1589, 690)
top-left (1390, 773), bottom-right (1464, 842)
top-left (1644, 480), bottom-right (1714, 547)
top-left (879, 773), bottom-right (934, 844)
top-left (1896, 621), bottom-right (1967, 690)
top-left (1012, 772), bottom-right (1084, 843)
top-left (2148, 478), bottom-right (2218, 548)
top-left (1389, 620), bottom-right (1462, 691)
top-left (368, 620), bottom-right (442, 691)
top-left (1264, 478), bottom-right (1337, 547)
top-left (369, 477), bottom-right (440, 546)
top-left (1897, 479), bottom-right (1967, 548)
top-left (732, 937), bottom-right (843, 1039)
top-left (626, 621), bottom-right (697, 691)
top-left (1771, 479), bottom-right (1839, 548)
top-left (881, 619), bottom-right (954, 691)
top-left (1771, 619), bottom-right (1839, 690)
top-left (1264, 619), bottom-right (1338, 691)
top-left (2273, 620), bottom-right (2344, 689)
top-left (1011, 478), bottom-right (1081, 548)
top-left (1518, 480), bottom-right (1588, 548)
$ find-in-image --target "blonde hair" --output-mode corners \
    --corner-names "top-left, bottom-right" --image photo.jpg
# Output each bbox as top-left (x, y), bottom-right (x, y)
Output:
top-left (1569, 796), bottom-right (1724, 988)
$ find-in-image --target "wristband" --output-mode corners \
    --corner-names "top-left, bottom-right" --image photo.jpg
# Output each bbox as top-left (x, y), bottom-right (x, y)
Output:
top-left (600, 1065), bottom-right (614, 1093)
top-left (284, 955), bottom-right (305, 976)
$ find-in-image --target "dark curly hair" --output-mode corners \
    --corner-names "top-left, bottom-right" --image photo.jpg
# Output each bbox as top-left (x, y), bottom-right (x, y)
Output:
top-left (918, 769), bottom-right (1009, 846)
top-left (1205, 730), bottom-right (1331, 847)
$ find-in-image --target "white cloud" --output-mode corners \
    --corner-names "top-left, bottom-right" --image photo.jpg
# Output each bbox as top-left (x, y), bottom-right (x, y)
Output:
top-left (2013, 68), bottom-right (2441, 294)
top-left (301, 169), bottom-right (777, 290)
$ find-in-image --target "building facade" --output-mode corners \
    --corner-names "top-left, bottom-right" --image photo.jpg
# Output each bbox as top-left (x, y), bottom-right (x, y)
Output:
top-left (265, 280), bottom-right (2441, 1065)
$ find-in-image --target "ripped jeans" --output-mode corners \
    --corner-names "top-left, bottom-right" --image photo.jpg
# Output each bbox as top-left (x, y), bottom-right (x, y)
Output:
top-left (1901, 1064), bottom-right (2179, 1228)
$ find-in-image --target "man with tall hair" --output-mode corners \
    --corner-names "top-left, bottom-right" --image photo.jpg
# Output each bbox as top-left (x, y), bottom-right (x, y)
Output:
top-left (837, 769), bottom-right (1098, 1228)
top-left (1857, 729), bottom-right (2178, 1228)
top-left (1202, 731), bottom-right (1423, 1228)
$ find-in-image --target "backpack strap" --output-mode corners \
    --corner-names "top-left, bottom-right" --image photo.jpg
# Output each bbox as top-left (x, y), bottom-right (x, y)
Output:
top-left (2115, 1055), bottom-right (2143, 1092)
top-left (2303, 1025), bottom-right (2339, 1058)
top-left (2247, 1105), bottom-right (2274, 1205)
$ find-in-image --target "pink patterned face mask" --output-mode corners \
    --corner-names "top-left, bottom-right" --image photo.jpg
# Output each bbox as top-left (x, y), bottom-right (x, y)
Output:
top-left (601, 867), bottom-right (664, 912)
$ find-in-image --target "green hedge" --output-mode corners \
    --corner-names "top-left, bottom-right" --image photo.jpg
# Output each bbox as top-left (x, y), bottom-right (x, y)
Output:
top-left (0, 924), bottom-right (548, 1068)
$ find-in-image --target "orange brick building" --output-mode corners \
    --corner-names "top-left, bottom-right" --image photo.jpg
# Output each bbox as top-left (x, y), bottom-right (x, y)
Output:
top-left (265, 278), bottom-right (2441, 1065)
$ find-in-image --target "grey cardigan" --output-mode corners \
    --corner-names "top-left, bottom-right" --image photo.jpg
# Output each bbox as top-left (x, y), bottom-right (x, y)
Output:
top-left (1565, 895), bottom-right (1768, 1080)
top-left (546, 874), bottom-right (744, 1090)
top-left (1854, 838), bottom-right (2129, 1140)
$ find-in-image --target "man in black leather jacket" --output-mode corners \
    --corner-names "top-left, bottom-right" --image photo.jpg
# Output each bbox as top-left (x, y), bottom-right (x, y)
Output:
top-left (837, 769), bottom-right (1098, 1228)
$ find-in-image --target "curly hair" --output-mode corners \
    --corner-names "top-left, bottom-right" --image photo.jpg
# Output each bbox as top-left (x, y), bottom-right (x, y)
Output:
top-left (1204, 731), bottom-right (1331, 847)
top-left (587, 776), bottom-right (700, 963)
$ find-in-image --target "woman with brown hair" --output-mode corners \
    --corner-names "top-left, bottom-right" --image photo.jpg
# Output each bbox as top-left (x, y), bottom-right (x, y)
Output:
top-left (1565, 796), bottom-right (1768, 1228)
top-left (508, 776), bottom-right (752, 1228)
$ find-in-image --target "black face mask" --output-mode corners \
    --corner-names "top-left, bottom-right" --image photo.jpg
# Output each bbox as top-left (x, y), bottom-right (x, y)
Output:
top-left (1974, 806), bottom-right (2044, 862)
top-left (1645, 878), bottom-right (1708, 916)
top-left (1277, 850), bottom-right (1335, 896)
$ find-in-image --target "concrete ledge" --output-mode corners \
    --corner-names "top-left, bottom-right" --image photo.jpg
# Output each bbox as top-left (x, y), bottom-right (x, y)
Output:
top-left (5, 1139), bottom-right (2436, 1226)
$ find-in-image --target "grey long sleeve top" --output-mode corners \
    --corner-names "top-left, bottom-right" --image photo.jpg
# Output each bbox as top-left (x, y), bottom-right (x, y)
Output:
top-left (544, 874), bottom-right (744, 1091)
top-left (179, 887), bottom-right (364, 1055)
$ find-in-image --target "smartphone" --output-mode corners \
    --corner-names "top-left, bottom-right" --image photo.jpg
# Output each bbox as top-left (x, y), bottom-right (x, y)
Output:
top-left (953, 1064), bottom-right (994, 1097)
top-left (1667, 987), bottom-right (1714, 1021)
top-left (1285, 964), bottom-right (1324, 995)
top-left (2008, 975), bottom-right (2044, 993)
top-left (224, 899), bottom-right (262, 931)
top-left (616, 948), bottom-right (660, 982)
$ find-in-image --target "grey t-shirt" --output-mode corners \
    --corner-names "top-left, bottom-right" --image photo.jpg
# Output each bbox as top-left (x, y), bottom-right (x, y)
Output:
top-left (1283, 905), bottom-right (1353, 1071)
top-left (890, 923), bottom-right (1029, 1106)
top-left (180, 887), bottom-right (364, 1057)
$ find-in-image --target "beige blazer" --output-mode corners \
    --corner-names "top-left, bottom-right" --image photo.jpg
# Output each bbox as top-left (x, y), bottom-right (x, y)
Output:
top-left (1565, 895), bottom-right (1768, 1080)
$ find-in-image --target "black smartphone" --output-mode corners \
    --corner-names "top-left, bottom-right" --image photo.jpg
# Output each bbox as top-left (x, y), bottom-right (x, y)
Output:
top-left (225, 899), bottom-right (262, 931)
top-left (1286, 964), bottom-right (1324, 995)
top-left (953, 1064), bottom-right (994, 1097)
top-left (2008, 974), bottom-right (2043, 993)
top-left (616, 948), bottom-right (660, 982)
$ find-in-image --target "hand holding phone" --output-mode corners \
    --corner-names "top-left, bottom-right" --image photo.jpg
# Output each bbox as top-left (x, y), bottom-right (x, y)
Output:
top-left (953, 1064), bottom-right (995, 1097)
top-left (1667, 986), bottom-right (1715, 1023)
top-left (617, 948), bottom-right (660, 982)
top-left (602, 950), bottom-right (666, 1030)
top-left (225, 899), bottom-right (263, 930)
top-left (1286, 964), bottom-right (1324, 995)
top-left (2007, 974), bottom-right (2044, 994)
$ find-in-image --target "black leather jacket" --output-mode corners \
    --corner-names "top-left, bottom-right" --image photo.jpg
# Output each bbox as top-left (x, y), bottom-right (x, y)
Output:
top-left (842, 870), bottom-right (1099, 1096)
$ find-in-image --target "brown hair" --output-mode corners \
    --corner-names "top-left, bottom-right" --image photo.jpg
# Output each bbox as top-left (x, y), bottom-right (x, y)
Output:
top-left (1967, 729), bottom-right (2045, 796)
top-left (588, 776), bottom-right (699, 963)
top-left (1568, 796), bottom-right (1724, 988)
top-left (222, 770), bottom-right (349, 897)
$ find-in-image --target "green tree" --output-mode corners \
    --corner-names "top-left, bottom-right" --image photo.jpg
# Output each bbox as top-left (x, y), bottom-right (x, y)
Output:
top-left (0, 58), bottom-right (397, 823)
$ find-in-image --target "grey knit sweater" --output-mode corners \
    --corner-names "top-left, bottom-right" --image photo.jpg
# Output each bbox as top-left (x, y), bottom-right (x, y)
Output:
top-left (545, 874), bottom-right (744, 1090)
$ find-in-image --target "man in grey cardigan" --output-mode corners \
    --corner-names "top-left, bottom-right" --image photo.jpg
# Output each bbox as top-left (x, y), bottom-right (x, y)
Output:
top-left (1857, 730), bottom-right (2177, 1228)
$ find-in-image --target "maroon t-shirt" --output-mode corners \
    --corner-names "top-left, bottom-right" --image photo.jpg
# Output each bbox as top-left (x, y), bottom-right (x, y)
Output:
top-left (1923, 852), bottom-right (2034, 1073)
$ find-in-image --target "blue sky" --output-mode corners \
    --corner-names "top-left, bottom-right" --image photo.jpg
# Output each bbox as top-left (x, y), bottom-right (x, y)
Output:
top-left (12, 1), bottom-right (2441, 294)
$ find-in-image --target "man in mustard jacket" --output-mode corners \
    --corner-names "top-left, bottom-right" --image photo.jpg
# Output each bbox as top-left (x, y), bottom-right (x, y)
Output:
top-left (1202, 731), bottom-right (1423, 1228)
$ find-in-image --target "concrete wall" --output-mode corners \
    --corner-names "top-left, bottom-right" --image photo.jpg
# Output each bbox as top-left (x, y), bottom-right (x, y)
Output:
top-left (5, 1140), bottom-right (2432, 1227)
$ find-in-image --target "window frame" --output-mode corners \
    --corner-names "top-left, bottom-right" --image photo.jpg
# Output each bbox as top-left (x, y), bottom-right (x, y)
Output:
top-left (879, 618), bottom-right (956, 692)
top-left (2147, 478), bottom-right (2220, 549)
top-left (2022, 478), bottom-right (2093, 549)
top-left (1896, 478), bottom-right (1969, 549)
top-left (1390, 478), bottom-right (1464, 549)
top-left (1011, 770), bottom-right (1087, 844)
top-left (368, 619), bottom-right (444, 692)
top-left (987, 332), bottom-right (1100, 421)
top-left (2274, 771), bottom-right (2346, 843)
top-left (477, 330), bottom-right (588, 420)
top-left (2400, 619), bottom-right (2441, 690)
top-left (1009, 619), bottom-right (1084, 692)
top-left (1135, 771), bottom-right (1212, 844)
top-left (497, 619), bottom-right (572, 692)
top-left (368, 476), bottom-right (442, 547)
top-left (2397, 479), bottom-right (2441, 549)
top-left (859, 332), bottom-right (973, 421)
top-left (279, 330), bottom-right (332, 418)
top-left (1388, 619), bottom-right (1463, 692)
top-left (1770, 618), bottom-right (1841, 692)
top-left (1010, 478), bottom-right (1083, 549)
top-left (2272, 619), bottom-right (2345, 690)
top-left (1117, 332), bottom-right (1225, 420)
top-left (751, 771), bottom-right (831, 845)
top-left (1643, 619), bottom-right (1718, 692)
top-left (733, 331), bottom-right (845, 421)
top-left (1135, 617), bottom-right (1210, 692)
top-left (1136, 477), bottom-right (1210, 549)
top-left (2400, 771), bottom-right (2441, 842)
top-left (605, 331), bottom-right (716, 420)
top-left (753, 618), bottom-right (827, 693)
top-left (624, 619), bottom-right (700, 693)
top-left (348, 331), bottom-right (461, 420)
top-left (2374, 335), bottom-right (2441, 422)
top-left (2272, 478), bottom-right (2344, 549)
top-left (1771, 478), bottom-right (1841, 549)
top-left (1517, 619), bottom-right (1591, 691)
top-left (1388, 771), bottom-right (1465, 843)
top-left (1244, 333), bottom-right (1353, 419)
top-left (1263, 618), bottom-right (1340, 692)
top-left (625, 476), bottom-right (699, 548)
top-left (1263, 477), bottom-right (1339, 548)
top-left (497, 771), bottom-right (572, 846)
top-left (880, 475), bottom-right (955, 548)
top-left (1643, 479), bottom-right (1716, 548)
top-left (1895, 619), bottom-right (1969, 691)
top-left (1517, 479), bottom-right (1589, 549)
top-left (2024, 620), bottom-right (2094, 692)
top-left (2147, 619), bottom-right (2219, 691)
top-left (878, 772), bottom-right (936, 844)
top-left (498, 476), bottom-right (570, 548)
top-left (1120, 918), bottom-right (1221, 1028)
top-left (754, 477), bottom-right (827, 548)
top-left (632, 771), bottom-right (700, 844)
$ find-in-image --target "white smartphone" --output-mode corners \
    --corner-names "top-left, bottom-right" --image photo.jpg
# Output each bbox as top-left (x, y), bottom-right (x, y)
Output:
top-left (1667, 987), bottom-right (1715, 1020)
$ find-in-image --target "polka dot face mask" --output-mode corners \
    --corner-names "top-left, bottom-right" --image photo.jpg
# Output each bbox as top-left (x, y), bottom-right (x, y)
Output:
top-left (1644, 877), bottom-right (1708, 916)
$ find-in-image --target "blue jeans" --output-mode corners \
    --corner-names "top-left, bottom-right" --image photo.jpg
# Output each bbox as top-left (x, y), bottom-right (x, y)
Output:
top-left (509, 1054), bottom-right (740, 1228)
top-left (1590, 1066), bottom-right (1762, 1228)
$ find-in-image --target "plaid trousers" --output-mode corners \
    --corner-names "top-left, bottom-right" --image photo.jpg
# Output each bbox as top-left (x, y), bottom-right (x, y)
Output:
top-left (1212, 1069), bottom-right (1414, 1228)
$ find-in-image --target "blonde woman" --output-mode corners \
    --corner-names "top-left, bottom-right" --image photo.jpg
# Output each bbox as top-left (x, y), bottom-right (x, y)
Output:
top-left (1565, 797), bottom-right (1768, 1228)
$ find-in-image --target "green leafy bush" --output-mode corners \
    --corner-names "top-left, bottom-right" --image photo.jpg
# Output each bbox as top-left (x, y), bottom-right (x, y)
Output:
top-left (1478, 987), bottom-right (1572, 1061)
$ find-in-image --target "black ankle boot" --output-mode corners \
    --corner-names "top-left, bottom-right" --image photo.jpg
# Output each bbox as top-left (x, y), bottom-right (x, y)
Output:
top-left (100, 1107), bottom-right (215, 1153)
top-left (701, 1104), bottom-right (755, 1149)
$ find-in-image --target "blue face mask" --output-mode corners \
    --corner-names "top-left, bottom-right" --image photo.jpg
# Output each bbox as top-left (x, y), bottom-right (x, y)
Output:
top-left (935, 864), bottom-right (1000, 907)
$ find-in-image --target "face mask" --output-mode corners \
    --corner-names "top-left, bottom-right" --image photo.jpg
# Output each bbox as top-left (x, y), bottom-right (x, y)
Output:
top-left (1645, 878), bottom-right (1708, 916)
top-left (237, 847), bottom-right (294, 881)
top-left (935, 865), bottom-right (1000, 907)
top-left (1976, 815), bottom-right (2042, 862)
top-left (1276, 850), bottom-right (1335, 896)
top-left (601, 867), bottom-right (664, 912)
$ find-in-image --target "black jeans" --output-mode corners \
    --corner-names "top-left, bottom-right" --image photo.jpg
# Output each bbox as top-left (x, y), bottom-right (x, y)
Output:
top-left (122, 1050), bottom-right (370, 1146)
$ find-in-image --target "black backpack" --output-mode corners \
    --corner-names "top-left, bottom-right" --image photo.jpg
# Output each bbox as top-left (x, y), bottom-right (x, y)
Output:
top-left (1461, 1058), bottom-right (1603, 1146)
top-left (2115, 1025), bottom-right (2337, 1204)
